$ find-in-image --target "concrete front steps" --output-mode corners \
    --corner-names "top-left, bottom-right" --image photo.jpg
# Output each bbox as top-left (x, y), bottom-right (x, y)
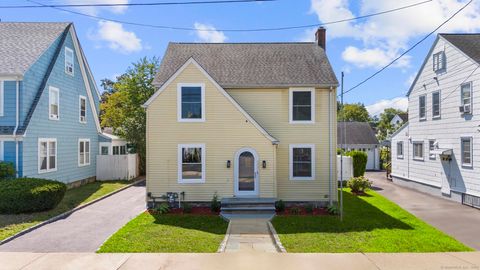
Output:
top-left (220, 197), bottom-right (276, 220)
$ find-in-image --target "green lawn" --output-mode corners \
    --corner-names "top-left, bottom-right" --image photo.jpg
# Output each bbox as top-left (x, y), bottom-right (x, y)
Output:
top-left (0, 180), bottom-right (131, 241)
top-left (272, 189), bottom-right (473, 253)
top-left (98, 213), bottom-right (228, 253)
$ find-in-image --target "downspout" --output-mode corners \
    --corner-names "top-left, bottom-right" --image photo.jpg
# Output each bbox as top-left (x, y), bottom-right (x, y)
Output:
top-left (328, 86), bottom-right (333, 206)
top-left (13, 79), bottom-right (19, 177)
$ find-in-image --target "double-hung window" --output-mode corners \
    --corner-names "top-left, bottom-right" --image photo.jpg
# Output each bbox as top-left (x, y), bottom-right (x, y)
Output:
top-left (413, 141), bottom-right (424, 161)
top-left (419, 95), bottom-right (426, 120)
top-left (38, 138), bottom-right (57, 173)
top-left (113, 146), bottom-right (119, 155)
top-left (178, 84), bottom-right (205, 122)
top-left (429, 139), bottom-right (436, 159)
top-left (461, 137), bottom-right (473, 167)
top-left (461, 82), bottom-right (472, 114)
top-left (397, 141), bottom-right (404, 159)
top-left (289, 144), bottom-right (315, 180)
top-left (79, 96), bottom-right (87, 123)
top-left (289, 89), bottom-right (315, 123)
top-left (78, 139), bottom-right (90, 166)
top-left (433, 51), bottom-right (445, 72)
top-left (178, 144), bottom-right (205, 183)
top-left (120, 145), bottom-right (126, 155)
top-left (432, 91), bottom-right (440, 119)
top-left (65, 47), bottom-right (74, 75)
top-left (49, 86), bottom-right (59, 120)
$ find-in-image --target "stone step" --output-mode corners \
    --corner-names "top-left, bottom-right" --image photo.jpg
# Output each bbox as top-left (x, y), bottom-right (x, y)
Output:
top-left (221, 206), bottom-right (276, 211)
top-left (220, 213), bottom-right (275, 221)
top-left (221, 197), bottom-right (276, 205)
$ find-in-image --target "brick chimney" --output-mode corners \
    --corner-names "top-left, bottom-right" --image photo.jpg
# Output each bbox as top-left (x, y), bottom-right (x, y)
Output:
top-left (315, 27), bottom-right (326, 50)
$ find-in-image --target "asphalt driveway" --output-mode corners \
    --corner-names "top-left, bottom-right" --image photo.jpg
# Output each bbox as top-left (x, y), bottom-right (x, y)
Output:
top-left (0, 181), bottom-right (146, 252)
top-left (366, 171), bottom-right (480, 250)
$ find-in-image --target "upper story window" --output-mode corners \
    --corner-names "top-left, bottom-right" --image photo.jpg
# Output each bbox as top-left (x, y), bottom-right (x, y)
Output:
top-left (289, 144), bottom-right (315, 180)
top-left (432, 91), bottom-right (440, 119)
top-left (65, 47), bottom-right (74, 76)
top-left (38, 138), bottom-right (57, 173)
top-left (78, 139), bottom-right (90, 166)
top-left (460, 82), bottom-right (472, 114)
top-left (413, 141), bottom-right (424, 161)
top-left (429, 139), bottom-right (436, 160)
top-left (396, 141), bottom-right (403, 159)
top-left (49, 86), bottom-right (59, 120)
top-left (79, 96), bottom-right (87, 123)
top-left (177, 84), bottom-right (205, 122)
top-left (461, 137), bottom-right (473, 167)
top-left (289, 88), bottom-right (315, 124)
top-left (433, 51), bottom-right (446, 72)
top-left (178, 144), bottom-right (205, 183)
top-left (419, 95), bottom-right (426, 120)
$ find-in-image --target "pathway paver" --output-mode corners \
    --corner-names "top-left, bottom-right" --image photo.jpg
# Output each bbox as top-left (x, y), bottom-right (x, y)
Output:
top-left (224, 218), bottom-right (278, 253)
top-left (0, 181), bottom-right (146, 253)
top-left (366, 171), bottom-right (480, 250)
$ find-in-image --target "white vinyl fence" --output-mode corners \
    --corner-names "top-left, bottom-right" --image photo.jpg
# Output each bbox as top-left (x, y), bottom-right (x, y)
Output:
top-left (337, 155), bottom-right (353, 181)
top-left (96, 154), bottom-right (139, 180)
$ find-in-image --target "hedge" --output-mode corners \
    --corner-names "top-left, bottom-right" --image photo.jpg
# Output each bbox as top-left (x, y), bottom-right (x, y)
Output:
top-left (0, 178), bottom-right (67, 214)
top-left (347, 150), bottom-right (368, 177)
top-left (0, 161), bottom-right (15, 179)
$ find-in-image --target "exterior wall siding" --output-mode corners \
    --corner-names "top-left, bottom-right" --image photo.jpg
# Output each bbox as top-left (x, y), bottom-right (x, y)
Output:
top-left (0, 80), bottom-right (18, 126)
top-left (392, 36), bottom-right (480, 201)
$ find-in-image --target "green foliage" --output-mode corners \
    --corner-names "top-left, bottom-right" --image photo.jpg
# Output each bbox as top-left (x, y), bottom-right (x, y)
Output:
top-left (275, 200), bottom-right (286, 212)
top-left (327, 204), bottom-right (339, 215)
top-left (156, 203), bottom-right (170, 214)
top-left (338, 103), bottom-right (371, 122)
top-left (347, 150), bottom-right (368, 177)
top-left (100, 57), bottom-right (160, 174)
top-left (380, 146), bottom-right (391, 169)
top-left (305, 204), bottom-right (315, 214)
top-left (347, 176), bottom-right (372, 193)
top-left (0, 162), bottom-right (15, 179)
top-left (182, 202), bottom-right (192, 213)
top-left (0, 178), bottom-right (66, 214)
top-left (289, 206), bottom-right (301, 215)
top-left (376, 108), bottom-right (406, 141)
top-left (210, 192), bottom-right (221, 213)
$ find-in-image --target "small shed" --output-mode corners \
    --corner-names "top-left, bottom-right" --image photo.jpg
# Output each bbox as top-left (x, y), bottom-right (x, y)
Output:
top-left (338, 122), bottom-right (380, 170)
top-left (98, 132), bottom-right (128, 156)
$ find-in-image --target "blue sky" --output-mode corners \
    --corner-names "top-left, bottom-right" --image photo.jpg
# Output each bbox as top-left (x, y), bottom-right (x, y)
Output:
top-left (2, 0), bottom-right (480, 115)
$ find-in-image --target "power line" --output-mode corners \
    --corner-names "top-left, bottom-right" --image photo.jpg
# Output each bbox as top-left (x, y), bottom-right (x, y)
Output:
top-left (25, 0), bottom-right (432, 32)
top-left (341, 0), bottom-right (474, 97)
top-left (2, 0), bottom-right (278, 8)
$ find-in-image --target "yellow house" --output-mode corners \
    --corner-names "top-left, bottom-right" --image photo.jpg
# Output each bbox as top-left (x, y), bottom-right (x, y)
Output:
top-left (143, 28), bottom-right (338, 210)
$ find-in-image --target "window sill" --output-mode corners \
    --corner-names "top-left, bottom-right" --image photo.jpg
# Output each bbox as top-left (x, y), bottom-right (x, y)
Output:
top-left (78, 163), bottom-right (90, 167)
top-left (49, 117), bottom-right (60, 121)
top-left (178, 179), bottom-right (205, 184)
top-left (397, 156), bottom-right (404, 159)
top-left (461, 164), bottom-right (473, 169)
top-left (419, 118), bottom-right (426, 121)
top-left (38, 168), bottom-right (57, 174)
top-left (290, 177), bottom-right (314, 181)
top-left (289, 121), bottom-right (315, 125)
top-left (178, 118), bottom-right (205, 123)
top-left (432, 116), bottom-right (441, 120)
top-left (413, 157), bottom-right (424, 161)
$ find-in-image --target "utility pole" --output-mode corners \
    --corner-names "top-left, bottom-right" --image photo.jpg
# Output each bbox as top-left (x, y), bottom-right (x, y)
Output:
top-left (340, 71), bottom-right (344, 221)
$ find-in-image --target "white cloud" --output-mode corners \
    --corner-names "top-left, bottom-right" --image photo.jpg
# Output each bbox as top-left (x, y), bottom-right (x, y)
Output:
top-left (194, 23), bottom-right (227, 43)
top-left (92, 21), bottom-right (142, 54)
top-left (366, 97), bottom-right (408, 116)
top-left (65, 0), bottom-right (129, 16)
top-left (405, 73), bottom-right (417, 87)
top-left (342, 46), bottom-right (410, 69)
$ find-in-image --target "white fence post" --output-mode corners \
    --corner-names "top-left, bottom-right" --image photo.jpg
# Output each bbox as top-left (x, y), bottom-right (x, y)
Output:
top-left (96, 154), bottom-right (139, 181)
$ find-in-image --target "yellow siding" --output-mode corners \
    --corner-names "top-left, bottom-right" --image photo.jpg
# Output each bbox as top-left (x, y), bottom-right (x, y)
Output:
top-left (228, 88), bottom-right (337, 201)
top-left (146, 63), bottom-right (276, 201)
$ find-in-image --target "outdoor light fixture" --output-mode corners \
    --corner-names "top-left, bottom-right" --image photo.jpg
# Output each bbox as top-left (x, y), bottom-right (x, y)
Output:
top-left (227, 160), bottom-right (231, 168)
top-left (262, 160), bottom-right (267, 168)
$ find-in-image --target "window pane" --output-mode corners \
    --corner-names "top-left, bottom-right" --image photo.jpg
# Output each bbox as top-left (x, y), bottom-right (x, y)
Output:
top-left (419, 96), bottom-right (426, 118)
top-left (182, 87), bottom-right (201, 102)
top-left (182, 148), bottom-right (201, 163)
top-left (239, 152), bottom-right (255, 191)
top-left (292, 91), bottom-right (312, 121)
top-left (462, 139), bottom-right (471, 164)
top-left (181, 103), bottom-right (202, 119)
top-left (293, 163), bottom-right (312, 177)
top-left (432, 92), bottom-right (440, 117)
top-left (293, 106), bottom-right (311, 121)
top-left (293, 148), bottom-right (311, 162)
top-left (182, 164), bottom-right (202, 179)
top-left (120, 146), bottom-right (126, 155)
top-left (101, 146), bottom-right (109, 155)
top-left (79, 141), bottom-right (84, 154)
top-left (462, 84), bottom-right (471, 105)
top-left (113, 146), bottom-right (119, 155)
top-left (40, 157), bottom-right (47, 170)
top-left (80, 98), bottom-right (86, 117)
top-left (292, 147), bottom-right (312, 177)
top-left (293, 92), bottom-right (311, 105)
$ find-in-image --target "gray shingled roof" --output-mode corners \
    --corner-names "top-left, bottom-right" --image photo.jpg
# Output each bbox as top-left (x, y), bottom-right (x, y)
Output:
top-left (441, 34), bottom-right (480, 64)
top-left (154, 42), bottom-right (338, 88)
top-left (0, 22), bottom-right (70, 75)
top-left (337, 122), bottom-right (379, 145)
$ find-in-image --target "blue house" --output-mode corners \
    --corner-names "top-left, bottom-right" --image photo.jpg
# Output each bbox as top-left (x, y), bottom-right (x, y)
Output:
top-left (0, 22), bottom-right (102, 184)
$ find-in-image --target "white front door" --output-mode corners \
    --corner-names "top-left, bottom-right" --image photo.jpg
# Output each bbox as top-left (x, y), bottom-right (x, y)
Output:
top-left (234, 148), bottom-right (259, 197)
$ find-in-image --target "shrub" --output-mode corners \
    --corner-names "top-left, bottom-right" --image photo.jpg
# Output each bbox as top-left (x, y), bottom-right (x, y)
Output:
top-left (289, 206), bottom-right (301, 215)
top-left (156, 203), bottom-right (170, 214)
top-left (305, 204), bottom-right (315, 214)
top-left (347, 150), bottom-right (368, 177)
top-left (210, 192), bottom-right (221, 213)
top-left (182, 202), bottom-right (192, 213)
top-left (275, 200), bottom-right (285, 212)
top-left (347, 176), bottom-right (372, 194)
top-left (0, 162), bottom-right (15, 179)
top-left (327, 205), bottom-right (339, 215)
top-left (0, 178), bottom-right (66, 214)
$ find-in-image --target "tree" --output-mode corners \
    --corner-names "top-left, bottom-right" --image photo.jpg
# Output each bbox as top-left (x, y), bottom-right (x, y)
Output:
top-left (376, 108), bottom-right (406, 141)
top-left (100, 57), bottom-right (160, 174)
top-left (338, 103), bottom-right (371, 122)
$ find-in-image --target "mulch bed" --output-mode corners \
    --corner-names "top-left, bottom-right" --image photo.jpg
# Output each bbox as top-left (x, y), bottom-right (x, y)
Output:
top-left (276, 206), bottom-right (329, 216)
top-left (147, 207), bottom-right (219, 215)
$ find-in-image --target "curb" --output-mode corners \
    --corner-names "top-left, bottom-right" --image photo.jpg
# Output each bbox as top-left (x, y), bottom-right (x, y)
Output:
top-left (267, 221), bottom-right (287, 253)
top-left (217, 221), bottom-right (232, 253)
top-left (0, 178), bottom-right (146, 246)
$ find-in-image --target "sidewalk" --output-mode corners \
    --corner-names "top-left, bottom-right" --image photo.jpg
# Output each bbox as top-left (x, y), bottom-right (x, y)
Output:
top-left (1, 252), bottom-right (479, 270)
top-left (223, 218), bottom-right (278, 253)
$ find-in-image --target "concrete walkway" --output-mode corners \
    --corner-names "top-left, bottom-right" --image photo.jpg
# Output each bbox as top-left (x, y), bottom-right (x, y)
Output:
top-left (224, 218), bottom-right (278, 253)
top-left (366, 171), bottom-right (480, 250)
top-left (0, 181), bottom-right (146, 252)
top-left (1, 252), bottom-right (479, 270)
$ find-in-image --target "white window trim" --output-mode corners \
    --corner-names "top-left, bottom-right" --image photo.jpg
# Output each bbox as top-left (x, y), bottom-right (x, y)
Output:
top-left (461, 136), bottom-right (473, 168)
top-left (396, 141), bottom-right (404, 159)
top-left (177, 83), bottom-right (205, 122)
top-left (113, 145), bottom-right (120, 155)
top-left (0, 81), bottom-right (4, 117)
top-left (289, 144), bottom-right (315, 181)
top-left (49, 86), bottom-right (60, 121)
top-left (289, 88), bottom-right (315, 124)
top-left (432, 91), bottom-right (441, 119)
top-left (412, 141), bottom-right (424, 161)
top-left (419, 94), bottom-right (426, 121)
top-left (79, 95), bottom-right (87, 123)
top-left (178, 143), bottom-right (206, 184)
top-left (433, 51), bottom-right (445, 72)
top-left (0, 141), bottom-right (4, 161)
top-left (460, 81), bottom-right (473, 110)
top-left (99, 142), bottom-right (110, 155)
top-left (65, 47), bottom-right (74, 76)
top-left (429, 139), bottom-right (437, 160)
top-left (38, 138), bottom-right (57, 174)
top-left (78, 138), bottom-right (91, 167)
